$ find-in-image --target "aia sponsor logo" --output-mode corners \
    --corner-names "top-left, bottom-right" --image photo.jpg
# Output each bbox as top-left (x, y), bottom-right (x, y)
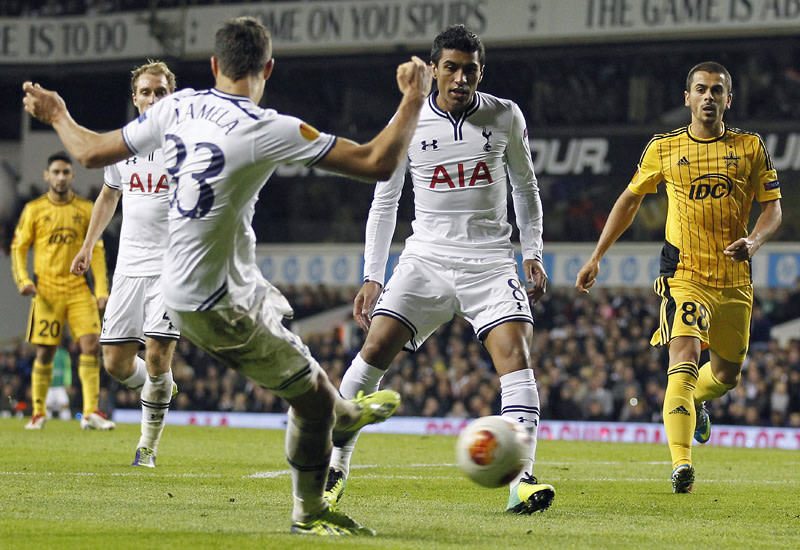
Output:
top-left (688, 174), bottom-right (733, 200)
top-left (129, 173), bottom-right (169, 193)
top-left (429, 162), bottom-right (493, 189)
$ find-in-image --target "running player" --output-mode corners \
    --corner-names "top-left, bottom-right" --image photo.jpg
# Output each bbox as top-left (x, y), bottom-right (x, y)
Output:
top-left (71, 60), bottom-right (178, 467)
top-left (576, 61), bottom-right (782, 493)
top-left (23, 16), bottom-right (431, 536)
top-left (326, 25), bottom-right (555, 515)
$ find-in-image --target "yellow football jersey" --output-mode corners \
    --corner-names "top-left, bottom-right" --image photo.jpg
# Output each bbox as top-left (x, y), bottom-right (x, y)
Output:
top-left (629, 124), bottom-right (781, 288)
top-left (10, 193), bottom-right (109, 300)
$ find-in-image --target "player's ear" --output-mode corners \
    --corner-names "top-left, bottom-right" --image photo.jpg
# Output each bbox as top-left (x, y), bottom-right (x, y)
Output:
top-left (684, 90), bottom-right (690, 107)
top-left (210, 56), bottom-right (219, 79)
top-left (264, 58), bottom-right (275, 81)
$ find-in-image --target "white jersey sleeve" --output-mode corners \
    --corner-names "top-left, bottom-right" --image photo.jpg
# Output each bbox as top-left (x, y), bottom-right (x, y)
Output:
top-left (506, 102), bottom-right (544, 261)
top-left (363, 156), bottom-right (408, 285)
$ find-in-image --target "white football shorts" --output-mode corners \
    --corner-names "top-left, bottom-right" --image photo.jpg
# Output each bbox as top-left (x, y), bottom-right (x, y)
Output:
top-left (101, 273), bottom-right (180, 345)
top-left (372, 253), bottom-right (534, 352)
top-left (165, 285), bottom-right (321, 399)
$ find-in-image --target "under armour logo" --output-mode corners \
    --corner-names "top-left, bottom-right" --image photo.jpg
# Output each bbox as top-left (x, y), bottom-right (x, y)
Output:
top-left (163, 311), bottom-right (175, 331)
top-left (421, 139), bottom-right (438, 151)
top-left (125, 157), bottom-right (138, 165)
top-left (677, 156), bottom-right (690, 166)
top-left (482, 127), bottom-right (492, 151)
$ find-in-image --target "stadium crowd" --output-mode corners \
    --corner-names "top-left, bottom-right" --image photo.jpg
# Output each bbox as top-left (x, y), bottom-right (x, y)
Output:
top-left (2, 283), bottom-right (799, 427)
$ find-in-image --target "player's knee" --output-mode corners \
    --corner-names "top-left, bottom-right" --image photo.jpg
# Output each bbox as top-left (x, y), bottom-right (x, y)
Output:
top-left (716, 369), bottom-right (741, 387)
top-left (359, 340), bottom-right (395, 369)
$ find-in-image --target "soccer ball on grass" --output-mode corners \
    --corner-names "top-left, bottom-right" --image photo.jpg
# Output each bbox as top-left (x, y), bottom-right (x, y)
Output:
top-left (455, 415), bottom-right (529, 488)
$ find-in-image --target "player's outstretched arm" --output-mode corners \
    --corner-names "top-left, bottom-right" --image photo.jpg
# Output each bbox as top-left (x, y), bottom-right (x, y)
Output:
top-left (71, 186), bottom-right (122, 276)
top-left (724, 198), bottom-right (782, 262)
top-left (22, 82), bottom-right (131, 169)
top-left (317, 56), bottom-right (432, 181)
top-left (576, 188), bottom-right (644, 293)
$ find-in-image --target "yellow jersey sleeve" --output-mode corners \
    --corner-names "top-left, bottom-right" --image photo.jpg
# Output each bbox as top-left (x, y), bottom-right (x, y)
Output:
top-left (90, 238), bottom-right (109, 299)
top-left (751, 135), bottom-right (781, 202)
top-left (628, 137), bottom-right (664, 195)
top-left (10, 203), bottom-right (35, 291)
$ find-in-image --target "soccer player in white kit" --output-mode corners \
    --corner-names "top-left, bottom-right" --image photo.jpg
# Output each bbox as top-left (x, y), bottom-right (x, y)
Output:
top-left (326, 25), bottom-right (555, 514)
top-left (71, 61), bottom-right (178, 467)
top-left (24, 16), bottom-right (432, 537)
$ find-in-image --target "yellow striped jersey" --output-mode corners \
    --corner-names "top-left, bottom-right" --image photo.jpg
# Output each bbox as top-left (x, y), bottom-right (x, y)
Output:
top-left (10, 193), bottom-right (109, 299)
top-left (628, 124), bottom-right (781, 288)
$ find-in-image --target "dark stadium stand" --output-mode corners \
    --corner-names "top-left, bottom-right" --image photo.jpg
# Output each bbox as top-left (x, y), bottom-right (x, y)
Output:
top-left (2, 284), bottom-right (798, 428)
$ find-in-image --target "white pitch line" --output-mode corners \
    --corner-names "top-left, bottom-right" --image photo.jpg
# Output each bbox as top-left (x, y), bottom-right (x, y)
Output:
top-left (248, 463), bottom-right (799, 484)
top-left (0, 471), bottom-right (222, 478)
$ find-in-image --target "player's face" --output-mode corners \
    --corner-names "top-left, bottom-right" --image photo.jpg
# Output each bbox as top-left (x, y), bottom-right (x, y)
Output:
top-left (432, 49), bottom-right (484, 114)
top-left (132, 73), bottom-right (171, 115)
top-left (684, 71), bottom-right (731, 125)
top-left (44, 160), bottom-right (74, 197)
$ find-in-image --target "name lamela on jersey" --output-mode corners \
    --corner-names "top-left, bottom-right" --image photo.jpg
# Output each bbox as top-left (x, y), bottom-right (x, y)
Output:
top-left (173, 99), bottom-right (238, 135)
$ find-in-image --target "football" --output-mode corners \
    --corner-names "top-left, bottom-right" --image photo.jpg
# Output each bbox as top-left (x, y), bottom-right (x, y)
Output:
top-left (455, 415), bottom-right (529, 488)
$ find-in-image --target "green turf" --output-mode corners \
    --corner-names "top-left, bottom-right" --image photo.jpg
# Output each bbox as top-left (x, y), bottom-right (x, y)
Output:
top-left (1, 418), bottom-right (798, 549)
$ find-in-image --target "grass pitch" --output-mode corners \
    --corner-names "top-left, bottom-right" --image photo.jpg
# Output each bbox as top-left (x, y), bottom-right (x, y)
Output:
top-left (1, 417), bottom-right (798, 550)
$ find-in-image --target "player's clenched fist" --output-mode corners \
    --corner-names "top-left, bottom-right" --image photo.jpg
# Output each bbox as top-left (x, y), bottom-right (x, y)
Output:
top-left (22, 82), bottom-right (67, 126)
top-left (396, 56), bottom-right (433, 99)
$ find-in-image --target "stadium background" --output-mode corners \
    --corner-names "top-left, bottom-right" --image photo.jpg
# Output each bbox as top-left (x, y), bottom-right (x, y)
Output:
top-left (0, 0), bottom-right (798, 446)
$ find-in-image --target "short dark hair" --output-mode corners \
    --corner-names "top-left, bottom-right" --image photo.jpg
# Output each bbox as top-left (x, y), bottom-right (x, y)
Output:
top-left (47, 151), bottom-right (72, 167)
top-left (431, 24), bottom-right (485, 67)
top-left (686, 61), bottom-right (733, 95)
top-left (214, 17), bottom-right (272, 81)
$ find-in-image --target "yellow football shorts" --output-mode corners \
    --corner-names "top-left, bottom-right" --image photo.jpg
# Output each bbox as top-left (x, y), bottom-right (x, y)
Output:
top-left (27, 286), bottom-right (102, 345)
top-left (651, 276), bottom-right (753, 363)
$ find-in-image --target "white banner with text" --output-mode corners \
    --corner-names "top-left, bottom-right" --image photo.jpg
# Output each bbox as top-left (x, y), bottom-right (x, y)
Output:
top-left (112, 409), bottom-right (800, 450)
top-left (2, 0), bottom-right (799, 63)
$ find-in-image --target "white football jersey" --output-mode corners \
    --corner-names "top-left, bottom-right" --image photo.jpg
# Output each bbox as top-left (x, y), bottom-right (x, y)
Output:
top-left (104, 149), bottom-right (170, 276)
top-left (363, 91), bottom-right (543, 285)
top-left (122, 88), bottom-right (336, 311)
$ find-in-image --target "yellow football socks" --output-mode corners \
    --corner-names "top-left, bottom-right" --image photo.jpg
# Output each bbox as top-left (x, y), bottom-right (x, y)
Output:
top-left (31, 360), bottom-right (54, 417)
top-left (78, 354), bottom-right (100, 417)
top-left (663, 361), bottom-right (698, 468)
top-left (694, 361), bottom-right (736, 404)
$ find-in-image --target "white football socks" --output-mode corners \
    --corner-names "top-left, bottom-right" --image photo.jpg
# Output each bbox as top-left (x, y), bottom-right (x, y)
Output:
top-left (121, 356), bottom-right (148, 392)
top-left (499, 368), bottom-right (541, 489)
top-left (137, 370), bottom-right (173, 453)
top-left (286, 409), bottom-right (333, 523)
top-left (329, 353), bottom-right (385, 477)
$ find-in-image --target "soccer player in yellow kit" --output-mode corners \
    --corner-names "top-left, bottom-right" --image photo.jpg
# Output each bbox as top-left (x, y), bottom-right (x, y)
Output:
top-left (575, 62), bottom-right (782, 493)
top-left (11, 152), bottom-right (114, 430)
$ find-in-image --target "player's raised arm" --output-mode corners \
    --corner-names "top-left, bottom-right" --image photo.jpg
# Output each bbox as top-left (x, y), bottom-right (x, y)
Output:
top-left (22, 82), bottom-right (131, 169)
top-left (317, 56), bottom-right (432, 181)
top-left (575, 188), bottom-right (645, 293)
